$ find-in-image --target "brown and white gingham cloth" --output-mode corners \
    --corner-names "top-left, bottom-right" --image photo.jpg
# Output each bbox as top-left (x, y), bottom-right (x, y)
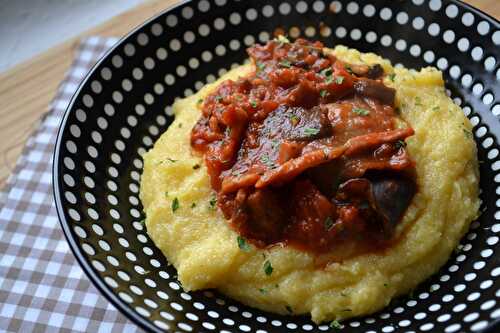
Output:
top-left (0, 37), bottom-right (143, 333)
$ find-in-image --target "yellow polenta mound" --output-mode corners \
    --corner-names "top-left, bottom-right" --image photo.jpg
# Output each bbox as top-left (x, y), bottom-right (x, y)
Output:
top-left (139, 45), bottom-right (480, 323)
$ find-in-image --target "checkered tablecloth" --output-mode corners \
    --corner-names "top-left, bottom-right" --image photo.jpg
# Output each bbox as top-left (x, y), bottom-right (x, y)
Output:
top-left (0, 37), bottom-right (143, 333)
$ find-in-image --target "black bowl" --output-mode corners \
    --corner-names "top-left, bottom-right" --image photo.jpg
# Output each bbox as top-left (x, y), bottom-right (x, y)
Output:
top-left (53, 0), bottom-right (500, 332)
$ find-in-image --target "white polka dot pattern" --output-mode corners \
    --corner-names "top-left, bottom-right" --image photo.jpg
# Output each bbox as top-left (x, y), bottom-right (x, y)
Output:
top-left (54, 1), bottom-right (500, 332)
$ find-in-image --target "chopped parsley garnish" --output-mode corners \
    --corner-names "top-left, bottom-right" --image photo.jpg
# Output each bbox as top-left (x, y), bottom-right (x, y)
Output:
top-left (289, 114), bottom-right (299, 125)
top-left (263, 260), bottom-right (273, 276)
top-left (462, 128), bottom-right (473, 139)
top-left (455, 244), bottom-right (464, 254)
top-left (275, 35), bottom-right (290, 44)
top-left (171, 197), bottom-right (180, 212)
top-left (352, 107), bottom-right (370, 116)
top-left (191, 202), bottom-right (196, 208)
top-left (330, 320), bottom-right (343, 329)
top-left (285, 305), bottom-right (293, 313)
top-left (324, 216), bottom-right (334, 230)
top-left (250, 100), bottom-right (258, 108)
top-left (384, 283), bottom-right (389, 287)
top-left (193, 164), bottom-right (200, 170)
top-left (237, 236), bottom-right (251, 252)
top-left (320, 67), bottom-right (333, 77)
top-left (258, 288), bottom-right (267, 294)
top-left (432, 106), bottom-right (440, 111)
top-left (340, 291), bottom-right (348, 297)
top-left (395, 140), bottom-right (407, 149)
top-left (388, 73), bottom-right (396, 82)
top-left (342, 309), bottom-right (352, 312)
top-left (320, 90), bottom-right (328, 98)
top-left (279, 59), bottom-right (292, 68)
top-left (415, 96), bottom-right (422, 106)
top-left (344, 64), bottom-right (353, 74)
top-left (215, 95), bottom-right (223, 102)
top-left (139, 219), bottom-right (145, 226)
top-left (260, 154), bottom-right (275, 168)
top-left (303, 127), bottom-right (320, 136)
top-left (256, 62), bottom-right (265, 71)
top-left (166, 157), bottom-right (177, 163)
top-left (165, 191), bottom-right (169, 197)
top-left (335, 76), bottom-right (345, 84)
top-left (197, 98), bottom-right (203, 104)
top-left (209, 195), bottom-right (217, 209)
top-left (178, 123), bottom-right (183, 128)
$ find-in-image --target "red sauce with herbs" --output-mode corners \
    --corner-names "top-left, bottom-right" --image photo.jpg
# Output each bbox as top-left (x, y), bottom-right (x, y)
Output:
top-left (191, 38), bottom-right (416, 255)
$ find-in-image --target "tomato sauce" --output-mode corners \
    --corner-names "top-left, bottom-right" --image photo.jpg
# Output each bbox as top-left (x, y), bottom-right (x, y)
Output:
top-left (191, 38), bottom-right (416, 255)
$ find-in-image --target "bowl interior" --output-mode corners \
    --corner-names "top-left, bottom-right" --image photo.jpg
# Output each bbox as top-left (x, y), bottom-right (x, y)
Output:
top-left (54, 0), bottom-right (500, 332)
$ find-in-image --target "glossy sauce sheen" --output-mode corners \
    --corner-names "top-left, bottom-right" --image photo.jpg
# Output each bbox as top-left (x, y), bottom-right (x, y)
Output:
top-left (191, 38), bottom-right (416, 254)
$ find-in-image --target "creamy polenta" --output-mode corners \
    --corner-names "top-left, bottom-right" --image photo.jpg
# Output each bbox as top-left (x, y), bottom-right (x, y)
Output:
top-left (139, 45), bottom-right (479, 323)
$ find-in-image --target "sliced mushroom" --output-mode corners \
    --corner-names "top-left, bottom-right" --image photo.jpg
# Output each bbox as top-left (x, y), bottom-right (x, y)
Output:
top-left (370, 176), bottom-right (416, 232)
top-left (354, 78), bottom-right (396, 105)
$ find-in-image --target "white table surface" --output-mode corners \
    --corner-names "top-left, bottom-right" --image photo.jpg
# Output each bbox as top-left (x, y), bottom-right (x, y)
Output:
top-left (0, 0), bottom-right (146, 73)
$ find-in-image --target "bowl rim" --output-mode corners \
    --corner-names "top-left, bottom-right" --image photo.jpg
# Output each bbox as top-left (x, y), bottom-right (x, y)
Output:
top-left (52, 1), bottom-right (499, 332)
top-left (52, 1), bottom-right (190, 332)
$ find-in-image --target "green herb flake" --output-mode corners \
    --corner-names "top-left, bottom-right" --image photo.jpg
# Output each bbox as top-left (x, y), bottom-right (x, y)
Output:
top-left (285, 305), bottom-right (293, 313)
top-left (342, 309), bottom-right (352, 312)
top-left (303, 127), bottom-right (320, 136)
top-left (215, 95), bottom-right (223, 102)
top-left (256, 62), bottom-right (266, 71)
top-left (191, 202), bottom-right (196, 208)
top-left (263, 260), bottom-right (273, 276)
top-left (415, 96), bottom-right (422, 106)
top-left (258, 288), bottom-right (267, 294)
top-left (384, 283), bottom-right (389, 287)
top-left (455, 244), bottom-right (464, 254)
top-left (395, 140), bottom-right (407, 149)
top-left (388, 73), bottom-right (396, 82)
top-left (237, 236), bottom-right (251, 252)
top-left (250, 100), bottom-right (258, 108)
top-left (209, 195), bottom-right (217, 209)
top-left (432, 105), bottom-right (440, 112)
top-left (289, 114), bottom-right (299, 126)
top-left (344, 64), bottom-right (353, 74)
top-left (279, 59), bottom-right (292, 68)
top-left (193, 164), bottom-right (200, 170)
top-left (178, 123), bottom-right (183, 128)
top-left (320, 67), bottom-right (333, 77)
top-left (164, 191), bottom-right (169, 197)
top-left (276, 35), bottom-right (290, 44)
top-left (463, 128), bottom-right (473, 139)
top-left (320, 90), bottom-right (328, 98)
top-left (166, 157), bottom-right (177, 163)
top-left (197, 98), bottom-right (203, 104)
top-left (261, 155), bottom-right (269, 164)
top-left (171, 197), bottom-right (180, 212)
top-left (352, 107), bottom-right (370, 116)
top-left (139, 219), bottom-right (146, 226)
top-left (335, 76), bottom-right (345, 84)
top-left (324, 216), bottom-right (334, 231)
top-left (340, 291), bottom-right (348, 297)
top-left (330, 320), bottom-right (343, 330)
